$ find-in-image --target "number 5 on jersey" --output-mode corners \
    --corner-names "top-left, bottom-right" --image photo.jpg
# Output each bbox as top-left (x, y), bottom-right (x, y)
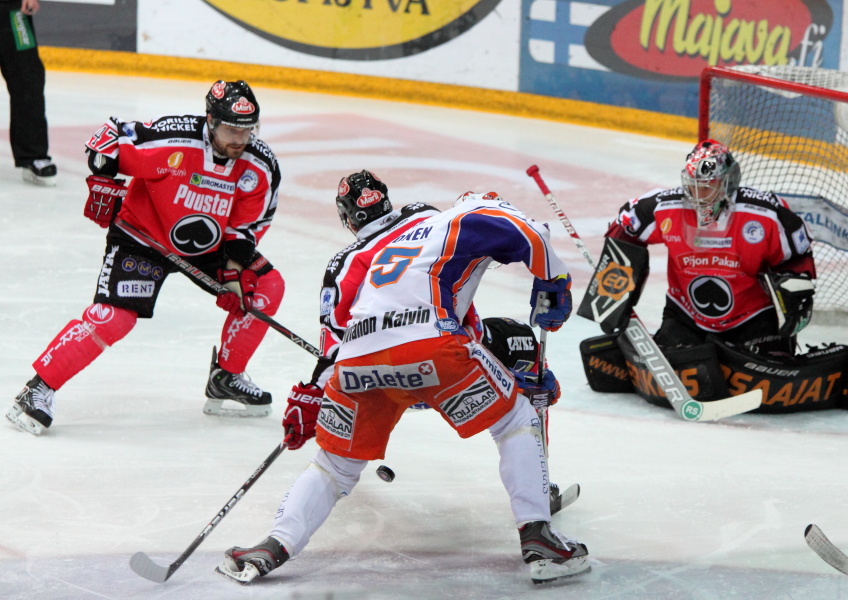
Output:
top-left (370, 247), bottom-right (422, 287)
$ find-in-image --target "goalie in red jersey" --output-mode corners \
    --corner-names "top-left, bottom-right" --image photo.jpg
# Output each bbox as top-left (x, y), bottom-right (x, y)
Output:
top-left (578, 139), bottom-right (837, 412)
top-left (598, 139), bottom-right (816, 355)
top-left (7, 80), bottom-right (285, 436)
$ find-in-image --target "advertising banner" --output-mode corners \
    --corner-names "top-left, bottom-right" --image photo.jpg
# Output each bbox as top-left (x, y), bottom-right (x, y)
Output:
top-left (519, 0), bottom-right (844, 117)
top-left (38, 0), bottom-right (137, 52)
top-left (33, 0), bottom-right (848, 121)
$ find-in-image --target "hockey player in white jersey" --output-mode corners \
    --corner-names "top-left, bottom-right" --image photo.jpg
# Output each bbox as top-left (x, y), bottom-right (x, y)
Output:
top-left (217, 191), bottom-right (589, 585)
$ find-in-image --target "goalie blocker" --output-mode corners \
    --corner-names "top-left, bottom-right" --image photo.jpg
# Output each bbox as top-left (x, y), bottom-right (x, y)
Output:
top-left (577, 237), bottom-right (649, 335)
top-left (580, 333), bottom-right (848, 413)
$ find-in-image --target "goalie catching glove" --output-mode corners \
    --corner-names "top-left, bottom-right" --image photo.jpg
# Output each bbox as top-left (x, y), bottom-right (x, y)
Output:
top-left (84, 175), bottom-right (127, 227)
top-left (513, 369), bottom-right (561, 409)
top-left (283, 383), bottom-right (323, 450)
top-left (530, 274), bottom-right (572, 332)
top-left (760, 272), bottom-right (815, 337)
top-left (216, 267), bottom-right (259, 315)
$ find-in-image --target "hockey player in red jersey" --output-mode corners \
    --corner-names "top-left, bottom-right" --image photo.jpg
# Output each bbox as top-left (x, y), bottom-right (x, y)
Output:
top-left (6, 80), bottom-right (285, 435)
top-left (604, 139), bottom-right (816, 355)
top-left (218, 189), bottom-right (590, 586)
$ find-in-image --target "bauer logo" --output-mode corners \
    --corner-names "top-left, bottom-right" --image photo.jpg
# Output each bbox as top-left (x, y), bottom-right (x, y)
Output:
top-left (440, 376), bottom-right (498, 427)
top-left (583, 0), bottom-right (834, 81)
top-left (199, 0), bottom-right (501, 60)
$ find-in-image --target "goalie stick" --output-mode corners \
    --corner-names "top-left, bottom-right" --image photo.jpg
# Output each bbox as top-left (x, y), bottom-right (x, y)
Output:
top-left (130, 441), bottom-right (287, 583)
top-left (115, 218), bottom-right (319, 358)
top-left (526, 165), bottom-right (761, 422)
top-left (805, 524), bottom-right (848, 575)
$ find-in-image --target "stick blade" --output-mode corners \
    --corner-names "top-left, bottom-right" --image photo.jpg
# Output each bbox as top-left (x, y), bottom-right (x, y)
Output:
top-left (130, 551), bottom-right (172, 583)
top-left (560, 483), bottom-right (580, 510)
top-left (696, 389), bottom-right (763, 422)
top-left (805, 524), bottom-right (848, 575)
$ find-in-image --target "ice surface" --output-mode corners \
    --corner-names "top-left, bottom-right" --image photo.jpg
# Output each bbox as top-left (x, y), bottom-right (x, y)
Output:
top-left (1, 72), bottom-right (847, 600)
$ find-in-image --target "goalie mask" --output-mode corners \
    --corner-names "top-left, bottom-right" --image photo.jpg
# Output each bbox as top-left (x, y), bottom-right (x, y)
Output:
top-left (205, 80), bottom-right (260, 129)
top-left (681, 139), bottom-right (741, 227)
top-left (336, 170), bottom-right (392, 232)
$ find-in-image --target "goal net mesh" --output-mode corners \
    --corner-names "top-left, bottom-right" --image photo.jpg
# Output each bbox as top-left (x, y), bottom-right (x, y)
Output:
top-left (705, 65), bottom-right (848, 314)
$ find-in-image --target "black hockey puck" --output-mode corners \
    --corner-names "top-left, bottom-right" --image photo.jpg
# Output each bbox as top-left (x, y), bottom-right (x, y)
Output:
top-left (376, 465), bottom-right (395, 483)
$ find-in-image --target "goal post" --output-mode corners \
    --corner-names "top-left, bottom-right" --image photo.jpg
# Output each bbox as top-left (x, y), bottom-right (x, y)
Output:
top-left (699, 65), bottom-right (848, 317)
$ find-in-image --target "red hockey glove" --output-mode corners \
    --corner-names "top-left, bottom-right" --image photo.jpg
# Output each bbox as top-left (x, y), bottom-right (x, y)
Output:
top-left (84, 175), bottom-right (127, 228)
top-left (513, 369), bottom-right (561, 409)
top-left (529, 274), bottom-right (572, 332)
top-left (283, 383), bottom-right (324, 450)
top-left (216, 268), bottom-right (259, 315)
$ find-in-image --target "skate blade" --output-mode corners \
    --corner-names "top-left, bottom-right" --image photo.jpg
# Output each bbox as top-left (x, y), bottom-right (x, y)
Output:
top-left (22, 170), bottom-right (57, 187)
top-left (215, 562), bottom-right (260, 585)
top-left (5, 404), bottom-right (45, 436)
top-left (203, 398), bottom-right (271, 418)
top-left (530, 557), bottom-right (591, 584)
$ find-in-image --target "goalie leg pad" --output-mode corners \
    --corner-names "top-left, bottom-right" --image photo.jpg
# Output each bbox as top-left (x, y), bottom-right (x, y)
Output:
top-left (714, 339), bottom-right (848, 413)
top-left (579, 334), bottom-right (634, 393)
top-left (617, 336), bottom-right (728, 407)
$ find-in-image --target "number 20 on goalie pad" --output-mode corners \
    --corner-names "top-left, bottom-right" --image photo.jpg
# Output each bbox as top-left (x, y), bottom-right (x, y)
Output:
top-left (577, 238), bottom-right (649, 334)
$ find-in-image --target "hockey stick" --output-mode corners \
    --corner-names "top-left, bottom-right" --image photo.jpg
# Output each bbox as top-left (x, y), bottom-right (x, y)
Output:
top-left (115, 218), bottom-right (319, 358)
top-left (526, 165), bottom-right (761, 422)
top-left (130, 441), bottom-right (287, 583)
top-left (536, 327), bottom-right (550, 459)
top-left (805, 524), bottom-right (848, 575)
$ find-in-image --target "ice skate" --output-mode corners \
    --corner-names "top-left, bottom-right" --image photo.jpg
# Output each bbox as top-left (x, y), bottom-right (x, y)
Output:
top-left (204, 346), bottom-right (272, 417)
top-left (22, 159), bottom-right (57, 187)
top-left (216, 536), bottom-right (289, 584)
top-left (6, 375), bottom-right (55, 436)
top-left (519, 520), bottom-right (590, 583)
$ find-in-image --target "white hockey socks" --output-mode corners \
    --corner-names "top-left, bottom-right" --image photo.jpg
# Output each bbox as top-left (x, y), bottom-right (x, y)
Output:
top-left (269, 449), bottom-right (367, 556)
top-left (489, 399), bottom-right (551, 524)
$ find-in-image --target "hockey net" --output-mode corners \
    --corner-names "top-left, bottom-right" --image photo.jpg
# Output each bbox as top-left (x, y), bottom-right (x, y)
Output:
top-left (699, 65), bottom-right (848, 316)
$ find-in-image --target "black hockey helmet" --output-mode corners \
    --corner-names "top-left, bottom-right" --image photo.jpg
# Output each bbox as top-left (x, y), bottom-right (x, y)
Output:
top-left (336, 170), bottom-right (392, 232)
top-left (205, 80), bottom-right (260, 128)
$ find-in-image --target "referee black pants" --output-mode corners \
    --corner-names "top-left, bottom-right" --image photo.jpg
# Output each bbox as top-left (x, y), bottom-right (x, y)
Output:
top-left (0, 4), bottom-right (49, 167)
